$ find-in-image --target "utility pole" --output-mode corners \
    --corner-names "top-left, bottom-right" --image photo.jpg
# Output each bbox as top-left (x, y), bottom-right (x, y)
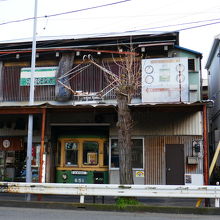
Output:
top-left (26, 0), bottom-right (38, 201)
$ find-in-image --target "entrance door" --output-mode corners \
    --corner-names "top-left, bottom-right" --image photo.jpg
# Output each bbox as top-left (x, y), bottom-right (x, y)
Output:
top-left (165, 144), bottom-right (184, 185)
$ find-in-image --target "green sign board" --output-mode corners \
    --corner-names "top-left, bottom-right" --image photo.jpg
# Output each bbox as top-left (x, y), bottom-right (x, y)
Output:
top-left (20, 67), bottom-right (58, 86)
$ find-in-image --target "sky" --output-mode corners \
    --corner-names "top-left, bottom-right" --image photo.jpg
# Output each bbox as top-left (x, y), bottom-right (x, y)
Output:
top-left (0, 0), bottom-right (220, 78)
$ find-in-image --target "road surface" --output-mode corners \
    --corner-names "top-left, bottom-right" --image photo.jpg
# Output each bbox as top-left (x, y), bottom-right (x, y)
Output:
top-left (0, 207), bottom-right (219, 220)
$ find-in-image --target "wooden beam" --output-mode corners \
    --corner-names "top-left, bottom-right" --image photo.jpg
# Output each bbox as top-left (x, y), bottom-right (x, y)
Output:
top-left (0, 108), bottom-right (44, 114)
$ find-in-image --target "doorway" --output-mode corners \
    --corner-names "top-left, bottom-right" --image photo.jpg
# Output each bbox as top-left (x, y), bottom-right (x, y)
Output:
top-left (165, 144), bottom-right (184, 185)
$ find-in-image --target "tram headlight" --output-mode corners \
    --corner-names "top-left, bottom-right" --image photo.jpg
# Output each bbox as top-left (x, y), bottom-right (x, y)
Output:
top-left (62, 173), bottom-right (68, 180)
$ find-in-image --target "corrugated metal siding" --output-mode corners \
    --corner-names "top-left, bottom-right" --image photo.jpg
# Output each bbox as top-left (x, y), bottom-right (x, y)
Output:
top-left (2, 61), bottom-right (142, 102)
top-left (70, 63), bottom-right (109, 98)
top-left (132, 111), bottom-right (202, 136)
top-left (3, 66), bottom-right (55, 101)
top-left (173, 112), bottom-right (202, 135)
top-left (145, 135), bottom-right (203, 185)
top-left (145, 136), bottom-right (165, 184)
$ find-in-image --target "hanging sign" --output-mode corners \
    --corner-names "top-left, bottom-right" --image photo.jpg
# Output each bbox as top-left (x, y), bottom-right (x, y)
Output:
top-left (20, 67), bottom-right (58, 86)
top-left (142, 58), bottom-right (188, 103)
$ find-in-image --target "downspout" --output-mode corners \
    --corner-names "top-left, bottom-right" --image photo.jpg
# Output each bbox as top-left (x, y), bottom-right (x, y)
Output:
top-left (203, 104), bottom-right (209, 185)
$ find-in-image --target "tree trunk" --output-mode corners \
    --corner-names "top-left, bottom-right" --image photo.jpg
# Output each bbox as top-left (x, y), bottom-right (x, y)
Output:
top-left (117, 92), bottom-right (134, 185)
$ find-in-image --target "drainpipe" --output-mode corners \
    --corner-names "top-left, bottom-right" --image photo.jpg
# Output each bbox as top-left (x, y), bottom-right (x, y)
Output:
top-left (203, 104), bottom-right (210, 207)
top-left (203, 104), bottom-right (209, 186)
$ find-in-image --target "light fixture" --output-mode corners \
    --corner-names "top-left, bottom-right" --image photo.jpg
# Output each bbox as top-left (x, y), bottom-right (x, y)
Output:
top-left (16, 54), bottom-right (20, 59)
top-left (55, 52), bottom-right (59, 57)
top-left (141, 47), bottom-right (145, 52)
top-left (76, 51), bottom-right (80, 56)
top-left (164, 45), bottom-right (168, 51)
top-left (36, 53), bottom-right (39, 58)
top-left (118, 48), bottom-right (123, 52)
top-left (97, 51), bottom-right (101, 55)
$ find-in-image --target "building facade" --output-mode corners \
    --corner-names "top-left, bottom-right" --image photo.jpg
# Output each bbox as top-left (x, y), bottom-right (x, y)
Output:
top-left (0, 32), bottom-right (206, 185)
top-left (205, 34), bottom-right (220, 183)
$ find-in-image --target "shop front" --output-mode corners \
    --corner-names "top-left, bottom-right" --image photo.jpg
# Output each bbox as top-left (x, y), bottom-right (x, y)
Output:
top-left (0, 137), bottom-right (24, 182)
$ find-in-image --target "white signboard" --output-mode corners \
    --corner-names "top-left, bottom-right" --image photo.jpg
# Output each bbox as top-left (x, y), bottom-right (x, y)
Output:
top-left (142, 58), bottom-right (188, 103)
top-left (20, 67), bottom-right (58, 86)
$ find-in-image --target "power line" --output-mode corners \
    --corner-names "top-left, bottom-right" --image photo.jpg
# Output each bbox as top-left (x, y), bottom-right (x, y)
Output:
top-left (125, 17), bottom-right (220, 32)
top-left (176, 20), bottom-right (220, 32)
top-left (1, 11), bottom-right (220, 45)
top-left (0, 0), bottom-right (132, 26)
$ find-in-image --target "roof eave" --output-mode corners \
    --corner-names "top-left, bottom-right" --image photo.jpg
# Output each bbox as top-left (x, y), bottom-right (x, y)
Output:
top-left (205, 38), bottom-right (220, 69)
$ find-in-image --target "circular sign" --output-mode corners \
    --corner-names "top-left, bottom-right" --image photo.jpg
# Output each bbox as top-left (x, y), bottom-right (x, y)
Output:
top-left (145, 65), bottom-right (154, 74)
top-left (145, 75), bottom-right (154, 84)
top-left (176, 64), bottom-right (185, 72)
top-left (3, 139), bottom-right (10, 148)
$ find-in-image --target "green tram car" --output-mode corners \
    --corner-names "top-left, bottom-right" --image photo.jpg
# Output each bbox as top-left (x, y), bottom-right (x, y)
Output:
top-left (56, 136), bottom-right (109, 184)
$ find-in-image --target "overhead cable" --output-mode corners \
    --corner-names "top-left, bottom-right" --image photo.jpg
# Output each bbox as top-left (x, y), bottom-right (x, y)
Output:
top-left (0, 0), bottom-right (132, 26)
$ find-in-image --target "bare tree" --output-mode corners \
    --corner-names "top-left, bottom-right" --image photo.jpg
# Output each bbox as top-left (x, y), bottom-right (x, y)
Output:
top-left (57, 45), bottom-right (141, 185)
top-left (87, 46), bottom-right (141, 184)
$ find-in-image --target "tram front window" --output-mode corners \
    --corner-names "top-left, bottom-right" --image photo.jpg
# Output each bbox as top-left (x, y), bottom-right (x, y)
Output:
top-left (65, 142), bottom-right (78, 166)
top-left (83, 141), bottom-right (98, 165)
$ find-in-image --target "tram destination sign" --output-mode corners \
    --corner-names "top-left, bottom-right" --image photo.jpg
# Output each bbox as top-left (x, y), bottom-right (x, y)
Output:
top-left (20, 67), bottom-right (58, 86)
top-left (71, 171), bottom-right (88, 175)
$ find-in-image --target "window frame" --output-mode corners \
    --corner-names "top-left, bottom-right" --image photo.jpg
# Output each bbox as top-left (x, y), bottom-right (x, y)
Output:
top-left (58, 137), bottom-right (108, 169)
top-left (109, 137), bottom-right (144, 170)
top-left (82, 141), bottom-right (99, 166)
top-left (64, 141), bottom-right (79, 166)
top-left (188, 58), bottom-right (197, 72)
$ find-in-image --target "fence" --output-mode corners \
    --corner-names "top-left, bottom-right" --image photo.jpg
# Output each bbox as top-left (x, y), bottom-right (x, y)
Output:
top-left (0, 182), bottom-right (219, 207)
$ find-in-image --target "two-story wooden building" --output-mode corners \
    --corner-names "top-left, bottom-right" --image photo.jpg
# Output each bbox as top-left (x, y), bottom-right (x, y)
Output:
top-left (0, 32), bottom-right (207, 185)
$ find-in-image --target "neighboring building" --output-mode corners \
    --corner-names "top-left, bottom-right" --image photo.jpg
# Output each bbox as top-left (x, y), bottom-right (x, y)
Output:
top-left (202, 79), bottom-right (208, 100)
top-left (0, 32), bottom-right (206, 185)
top-left (205, 34), bottom-right (220, 183)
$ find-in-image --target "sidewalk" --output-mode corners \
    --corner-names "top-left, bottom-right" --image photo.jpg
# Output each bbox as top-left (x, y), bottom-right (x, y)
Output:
top-left (0, 193), bottom-right (207, 206)
top-left (0, 193), bottom-right (219, 215)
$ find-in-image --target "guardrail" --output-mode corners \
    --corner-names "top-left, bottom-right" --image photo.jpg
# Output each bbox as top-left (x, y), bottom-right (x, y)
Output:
top-left (0, 182), bottom-right (219, 207)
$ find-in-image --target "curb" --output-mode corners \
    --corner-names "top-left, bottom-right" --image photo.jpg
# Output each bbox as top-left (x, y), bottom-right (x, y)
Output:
top-left (0, 200), bottom-right (219, 215)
